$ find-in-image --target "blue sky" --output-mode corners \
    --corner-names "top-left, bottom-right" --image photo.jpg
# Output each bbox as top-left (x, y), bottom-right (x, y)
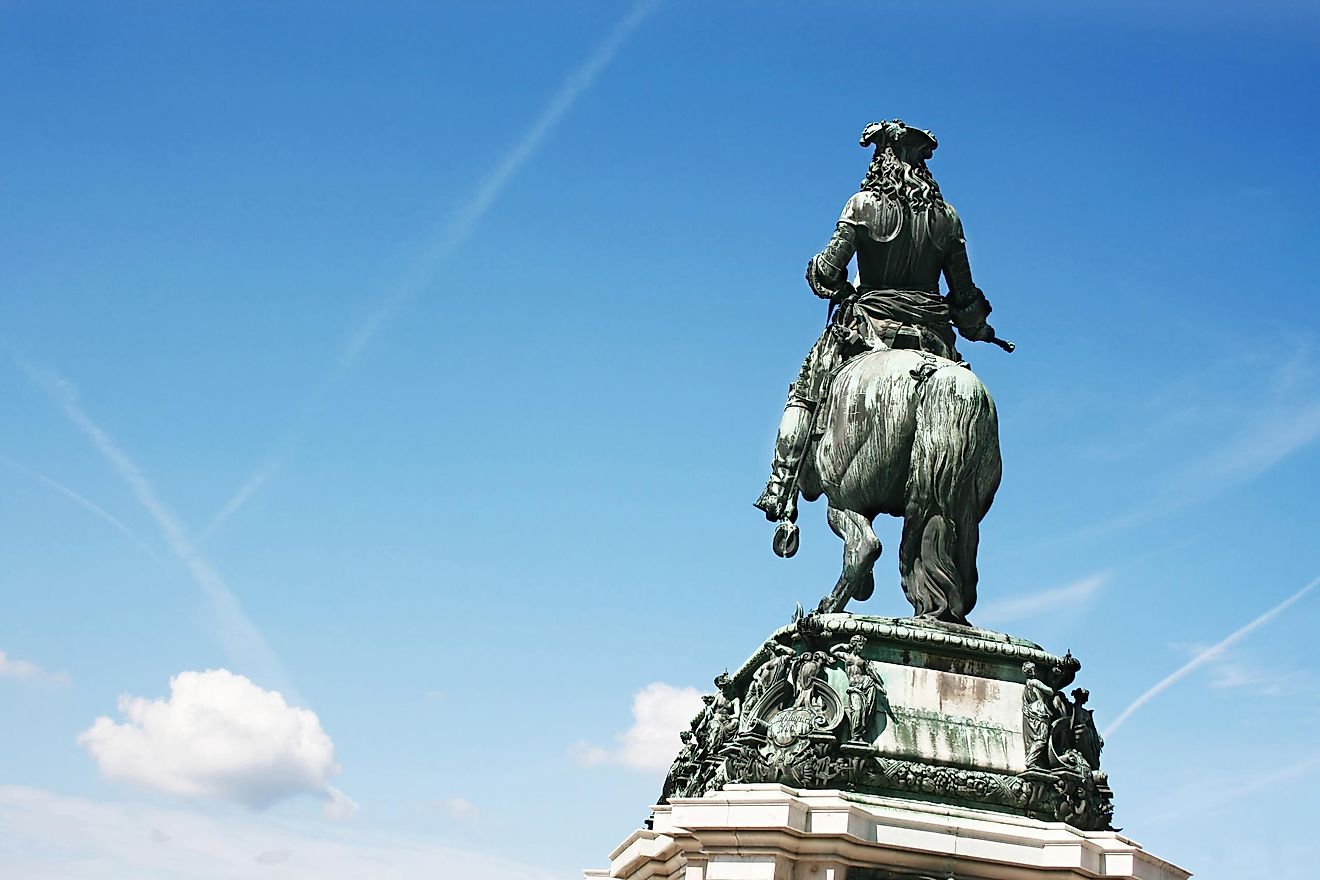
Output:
top-left (2, 2), bottom-right (1318, 877)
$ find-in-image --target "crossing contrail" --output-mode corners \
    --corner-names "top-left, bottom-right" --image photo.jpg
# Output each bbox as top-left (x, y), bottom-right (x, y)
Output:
top-left (1104, 573), bottom-right (1319, 737)
top-left (205, 0), bottom-right (661, 531)
top-left (15, 355), bottom-right (296, 699)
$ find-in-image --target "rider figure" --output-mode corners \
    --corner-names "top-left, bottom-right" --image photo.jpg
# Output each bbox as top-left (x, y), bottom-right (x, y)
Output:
top-left (755, 119), bottom-right (1002, 524)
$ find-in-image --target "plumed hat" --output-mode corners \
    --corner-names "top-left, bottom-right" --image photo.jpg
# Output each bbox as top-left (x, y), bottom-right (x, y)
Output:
top-left (859, 119), bottom-right (938, 160)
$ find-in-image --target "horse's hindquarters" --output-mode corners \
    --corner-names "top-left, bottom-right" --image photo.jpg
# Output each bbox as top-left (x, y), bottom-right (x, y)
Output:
top-left (806, 348), bottom-right (1002, 623)
top-left (809, 349), bottom-right (930, 517)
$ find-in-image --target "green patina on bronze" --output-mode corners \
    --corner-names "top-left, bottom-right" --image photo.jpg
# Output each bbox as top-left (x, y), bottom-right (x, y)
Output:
top-left (659, 121), bottom-right (1115, 834)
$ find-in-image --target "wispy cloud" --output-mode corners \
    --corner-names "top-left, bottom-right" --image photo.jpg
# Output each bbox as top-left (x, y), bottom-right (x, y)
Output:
top-left (13, 355), bottom-right (294, 697)
top-left (0, 454), bottom-right (160, 562)
top-left (1147, 756), bottom-right (1320, 825)
top-left (0, 649), bottom-right (69, 686)
top-left (1105, 573), bottom-right (1320, 737)
top-left (1010, 351), bottom-right (1320, 562)
top-left (204, 0), bottom-right (661, 533)
top-left (974, 572), bottom-right (1109, 628)
top-left (0, 785), bottom-right (560, 880)
top-left (430, 796), bottom-right (479, 821)
top-left (1110, 402), bottom-right (1320, 531)
top-left (1173, 642), bottom-right (1296, 696)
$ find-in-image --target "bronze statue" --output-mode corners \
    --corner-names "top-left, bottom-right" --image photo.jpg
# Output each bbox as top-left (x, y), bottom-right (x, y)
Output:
top-left (755, 119), bottom-right (1010, 625)
top-left (790, 650), bottom-right (829, 707)
top-left (1069, 688), bottom-right (1104, 771)
top-left (829, 634), bottom-right (888, 743)
top-left (1021, 661), bottom-right (1054, 770)
top-left (743, 639), bottom-right (796, 721)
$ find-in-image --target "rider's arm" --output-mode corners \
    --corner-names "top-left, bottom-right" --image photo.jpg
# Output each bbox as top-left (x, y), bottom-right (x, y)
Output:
top-left (805, 222), bottom-right (857, 299)
top-left (806, 194), bottom-right (866, 299)
top-left (941, 207), bottom-right (994, 342)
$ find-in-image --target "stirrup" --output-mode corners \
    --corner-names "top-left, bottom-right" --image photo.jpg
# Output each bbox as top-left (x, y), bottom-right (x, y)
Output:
top-left (773, 521), bottom-right (800, 558)
top-left (754, 481), bottom-right (798, 523)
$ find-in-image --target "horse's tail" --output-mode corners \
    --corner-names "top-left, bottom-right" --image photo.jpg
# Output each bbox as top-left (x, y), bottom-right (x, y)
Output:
top-left (901, 365), bottom-right (1002, 623)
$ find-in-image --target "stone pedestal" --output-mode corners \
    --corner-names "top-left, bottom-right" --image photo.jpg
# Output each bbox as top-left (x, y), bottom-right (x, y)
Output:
top-left (659, 614), bottom-right (1113, 829)
top-left (587, 784), bottom-right (1190, 880)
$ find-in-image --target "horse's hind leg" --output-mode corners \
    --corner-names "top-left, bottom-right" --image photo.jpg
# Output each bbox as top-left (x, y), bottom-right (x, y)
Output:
top-left (816, 506), bottom-right (882, 614)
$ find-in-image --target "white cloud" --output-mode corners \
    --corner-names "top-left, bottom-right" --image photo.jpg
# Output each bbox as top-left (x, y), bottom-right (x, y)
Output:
top-left (974, 573), bottom-right (1109, 628)
top-left (576, 682), bottom-right (704, 773)
top-left (0, 648), bottom-right (69, 686)
top-left (0, 785), bottom-right (560, 880)
top-left (78, 669), bottom-right (350, 817)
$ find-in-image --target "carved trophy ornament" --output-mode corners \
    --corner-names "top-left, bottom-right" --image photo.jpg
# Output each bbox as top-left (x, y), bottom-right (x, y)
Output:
top-left (755, 119), bottom-right (1012, 626)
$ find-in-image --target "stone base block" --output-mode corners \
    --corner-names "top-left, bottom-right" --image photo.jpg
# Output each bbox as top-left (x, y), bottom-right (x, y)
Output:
top-left (587, 784), bottom-right (1189, 880)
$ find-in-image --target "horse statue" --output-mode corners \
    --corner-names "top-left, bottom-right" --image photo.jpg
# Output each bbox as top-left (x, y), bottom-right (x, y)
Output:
top-left (754, 120), bottom-right (1009, 626)
top-left (797, 343), bottom-right (1001, 622)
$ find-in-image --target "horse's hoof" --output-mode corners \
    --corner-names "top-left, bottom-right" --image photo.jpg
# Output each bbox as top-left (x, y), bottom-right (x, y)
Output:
top-left (773, 522), bottom-right (800, 558)
top-left (853, 573), bottom-right (876, 602)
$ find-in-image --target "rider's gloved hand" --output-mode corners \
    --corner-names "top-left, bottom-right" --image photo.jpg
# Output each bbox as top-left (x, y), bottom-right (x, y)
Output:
top-left (948, 285), bottom-right (993, 341)
top-left (806, 254), bottom-right (852, 300)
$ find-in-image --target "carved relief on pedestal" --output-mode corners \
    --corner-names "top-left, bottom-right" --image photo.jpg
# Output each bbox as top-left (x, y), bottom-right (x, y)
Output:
top-left (657, 614), bottom-right (1115, 832)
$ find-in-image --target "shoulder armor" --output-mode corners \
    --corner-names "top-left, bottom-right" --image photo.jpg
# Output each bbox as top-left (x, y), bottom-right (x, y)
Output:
top-left (942, 202), bottom-right (966, 245)
top-left (837, 191), bottom-right (902, 243)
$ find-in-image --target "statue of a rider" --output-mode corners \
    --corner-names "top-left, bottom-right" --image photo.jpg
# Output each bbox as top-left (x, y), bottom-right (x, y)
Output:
top-left (754, 120), bottom-right (1009, 526)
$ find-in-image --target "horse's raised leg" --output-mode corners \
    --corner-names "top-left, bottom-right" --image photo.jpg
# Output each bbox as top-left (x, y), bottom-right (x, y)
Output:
top-left (816, 506), bottom-right (882, 614)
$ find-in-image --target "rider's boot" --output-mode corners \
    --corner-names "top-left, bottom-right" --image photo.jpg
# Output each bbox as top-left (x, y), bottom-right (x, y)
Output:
top-left (754, 400), bottom-right (813, 523)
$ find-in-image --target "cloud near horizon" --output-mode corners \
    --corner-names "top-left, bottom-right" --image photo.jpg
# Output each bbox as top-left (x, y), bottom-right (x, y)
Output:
top-left (0, 785), bottom-right (558, 880)
top-left (973, 572), bottom-right (1110, 628)
top-left (78, 669), bottom-right (353, 818)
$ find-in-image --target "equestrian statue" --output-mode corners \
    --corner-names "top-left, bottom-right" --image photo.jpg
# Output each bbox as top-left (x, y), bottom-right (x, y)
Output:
top-left (754, 120), bottom-right (1012, 626)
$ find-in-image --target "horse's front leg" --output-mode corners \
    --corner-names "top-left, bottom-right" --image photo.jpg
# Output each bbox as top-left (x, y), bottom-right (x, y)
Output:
top-left (816, 506), bottom-right (882, 613)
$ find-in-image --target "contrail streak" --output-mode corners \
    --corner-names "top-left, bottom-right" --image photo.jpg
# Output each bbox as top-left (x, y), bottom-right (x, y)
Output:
top-left (203, 1), bottom-right (660, 533)
top-left (0, 454), bottom-right (161, 562)
top-left (1104, 574), bottom-right (1319, 737)
top-left (14, 355), bottom-right (295, 698)
top-left (340, 0), bottom-right (661, 365)
top-left (196, 454), bottom-right (285, 543)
